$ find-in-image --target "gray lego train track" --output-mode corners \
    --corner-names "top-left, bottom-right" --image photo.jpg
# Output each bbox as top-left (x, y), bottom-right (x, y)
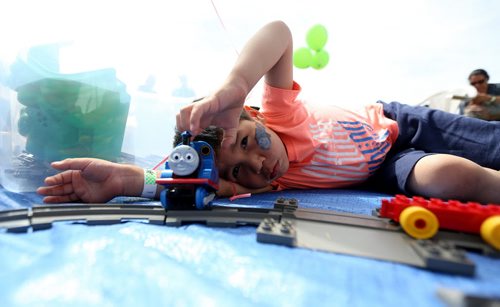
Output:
top-left (1, 198), bottom-right (498, 276)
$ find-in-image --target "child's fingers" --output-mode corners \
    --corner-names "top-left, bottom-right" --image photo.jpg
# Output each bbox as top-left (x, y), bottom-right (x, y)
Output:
top-left (189, 98), bottom-right (224, 136)
top-left (42, 174), bottom-right (63, 186)
top-left (41, 194), bottom-right (79, 204)
top-left (189, 104), bottom-right (208, 136)
top-left (50, 159), bottom-right (71, 170)
top-left (176, 105), bottom-right (194, 133)
top-left (37, 179), bottom-right (73, 194)
top-left (221, 128), bottom-right (238, 148)
top-left (41, 196), bottom-right (66, 203)
top-left (42, 170), bottom-right (76, 186)
top-left (175, 113), bottom-right (182, 131)
top-left (51, 158), bottom-right (92, 171)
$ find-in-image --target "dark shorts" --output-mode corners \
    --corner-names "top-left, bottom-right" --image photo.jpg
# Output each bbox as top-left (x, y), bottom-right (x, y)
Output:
top-left (365, 101), bottom-right (500, 195)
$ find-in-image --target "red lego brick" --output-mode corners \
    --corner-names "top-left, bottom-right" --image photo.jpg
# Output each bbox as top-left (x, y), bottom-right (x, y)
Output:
top-left (380, 195), bottom-right (500, 234)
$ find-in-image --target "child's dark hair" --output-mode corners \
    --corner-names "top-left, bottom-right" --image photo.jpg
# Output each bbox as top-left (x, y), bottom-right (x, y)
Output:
top-left (172, 100), bottom-right (255, 157)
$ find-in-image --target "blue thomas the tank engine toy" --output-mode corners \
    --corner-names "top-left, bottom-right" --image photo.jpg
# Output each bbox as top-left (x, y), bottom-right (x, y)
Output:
top-left (156, 131), bottom-right (219, 210)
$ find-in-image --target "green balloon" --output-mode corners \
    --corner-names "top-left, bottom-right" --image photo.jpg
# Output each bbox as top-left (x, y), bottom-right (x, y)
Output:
top-left (306, 24), bottom-right (328, 51)
top-left (293, 47), bottom-right (313, 69)
top-left (311, 50), bottom-right (330, 70)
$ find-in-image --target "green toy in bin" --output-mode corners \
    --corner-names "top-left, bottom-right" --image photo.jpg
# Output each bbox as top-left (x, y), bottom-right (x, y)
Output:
top-left (11, 62), bottom-right (130, 162)
top-left (0, 45), bottom-right (131, 193)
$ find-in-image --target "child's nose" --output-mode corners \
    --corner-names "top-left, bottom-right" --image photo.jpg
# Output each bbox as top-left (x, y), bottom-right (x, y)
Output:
top-left (250, 155), bottom-right (265, 174)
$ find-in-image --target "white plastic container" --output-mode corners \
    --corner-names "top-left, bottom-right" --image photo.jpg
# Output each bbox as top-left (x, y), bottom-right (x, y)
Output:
top-left (0, 43), bottom-right (130, 192)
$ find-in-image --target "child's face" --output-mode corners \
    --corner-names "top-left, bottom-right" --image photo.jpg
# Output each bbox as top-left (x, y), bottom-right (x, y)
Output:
top-left (217, 119), bottom-right (289, 189)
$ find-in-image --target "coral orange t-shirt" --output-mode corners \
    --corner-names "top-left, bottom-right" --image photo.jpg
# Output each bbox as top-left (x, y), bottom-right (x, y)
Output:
top-left (260, 81), bottom-right (399, 190)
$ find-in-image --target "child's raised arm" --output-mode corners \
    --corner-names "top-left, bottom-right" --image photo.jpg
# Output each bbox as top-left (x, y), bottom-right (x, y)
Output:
top-left (176, 20), bottom-right (293, 148)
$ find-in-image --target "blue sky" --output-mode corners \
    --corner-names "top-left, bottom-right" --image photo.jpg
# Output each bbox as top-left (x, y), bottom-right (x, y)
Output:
top-left (1, 0), bottom-right (499, 155)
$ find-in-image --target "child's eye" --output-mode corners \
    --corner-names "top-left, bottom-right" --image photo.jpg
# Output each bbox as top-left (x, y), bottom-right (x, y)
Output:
top-left (241, 136), bottom-right (248, 149)
top-left (232, 165), bottom-right (240, 179)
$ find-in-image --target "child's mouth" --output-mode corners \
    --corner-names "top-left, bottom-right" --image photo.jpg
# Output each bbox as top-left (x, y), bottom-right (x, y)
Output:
top-left (270, 161), bottom-right (279, 180)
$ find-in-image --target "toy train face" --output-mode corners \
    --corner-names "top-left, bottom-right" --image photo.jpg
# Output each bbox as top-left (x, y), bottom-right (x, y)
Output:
top-left (168, 145), bottom-right (200, 176)
top-left (157, 131), bottom-right (219, 210)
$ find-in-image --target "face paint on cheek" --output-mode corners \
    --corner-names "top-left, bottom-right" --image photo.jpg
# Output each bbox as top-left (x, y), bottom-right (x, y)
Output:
top-left (255, 122), bottom-right (271, 150)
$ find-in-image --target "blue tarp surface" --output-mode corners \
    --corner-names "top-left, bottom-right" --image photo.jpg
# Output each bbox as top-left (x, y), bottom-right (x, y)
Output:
top-left (1, 186), bottom-right (500, 306)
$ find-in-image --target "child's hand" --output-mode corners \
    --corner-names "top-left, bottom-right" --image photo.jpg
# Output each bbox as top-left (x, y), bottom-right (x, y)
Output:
top-left (37, 158), bottom-right (143, 203)
top-left (176, 80), bottom-right (247, 148)
top-left (176, 20), bottom-right (293, 149)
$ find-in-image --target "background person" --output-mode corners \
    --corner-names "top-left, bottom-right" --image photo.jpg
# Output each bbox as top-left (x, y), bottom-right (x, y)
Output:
top-left (461, 69), bottom-right (500, 120)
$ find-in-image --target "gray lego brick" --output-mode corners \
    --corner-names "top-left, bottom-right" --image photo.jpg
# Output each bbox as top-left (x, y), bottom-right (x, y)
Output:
top-left (0, 204), bottom-right (167, 231)
top-left (257, 211), bottom-right (479, 276)
top-left (410, 240), bottom-right (475, 276)
top-left (0, 208), bottom-right (31, 232)
top-left (256, 218), bottom-right (297, 247)
top-left (293, 208), bottom-right (400, 231)
top-left (165, 207), bottom-right (280, 227)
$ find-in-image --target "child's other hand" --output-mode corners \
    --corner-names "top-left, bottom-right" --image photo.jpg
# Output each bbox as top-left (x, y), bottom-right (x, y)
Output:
top-left (176, 80), bottom-right (248, 148)
top-left (37, 158), bottom-right (142, 203)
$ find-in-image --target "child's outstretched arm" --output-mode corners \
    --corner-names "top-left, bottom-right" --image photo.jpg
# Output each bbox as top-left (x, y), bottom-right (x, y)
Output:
top-left (37, 158), bottom-right (145, 203)
top-left (176, 20), bottom-right (293, 148)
